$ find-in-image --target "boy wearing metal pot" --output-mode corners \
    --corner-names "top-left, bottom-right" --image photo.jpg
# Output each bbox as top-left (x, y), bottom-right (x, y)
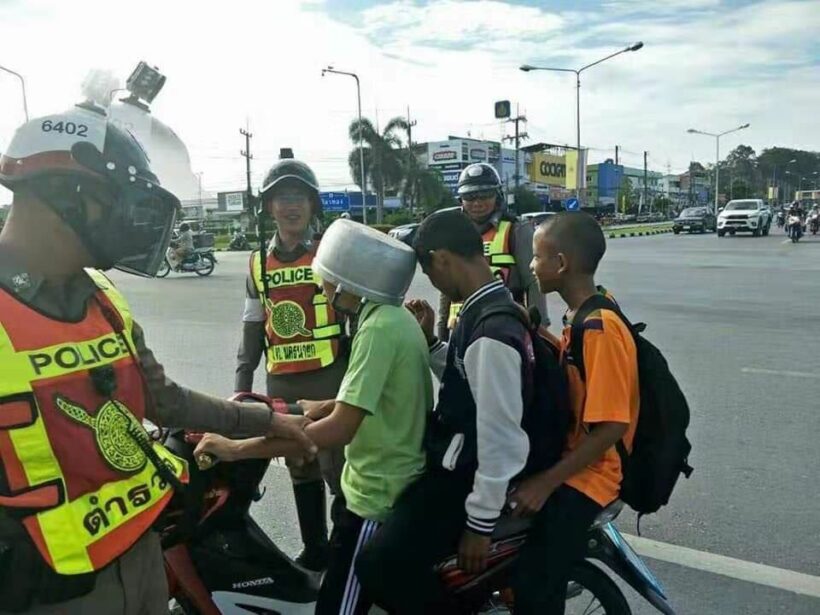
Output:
top-left (196, 219), bottom-right (433, 615)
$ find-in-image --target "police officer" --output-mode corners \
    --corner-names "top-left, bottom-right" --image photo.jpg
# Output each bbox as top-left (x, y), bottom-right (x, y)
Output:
top-left (437, 163), bottom-right (547, 339)
top-left (235, 158), bottom-right (347, 571)
top-left (0, 103), bottom-right (314, 614)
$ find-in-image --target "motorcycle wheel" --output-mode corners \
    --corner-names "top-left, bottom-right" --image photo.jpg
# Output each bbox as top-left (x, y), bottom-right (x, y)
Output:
top-left (485, 562), bottom-right (631, 615)
top-left (156, 259), bottom-right (171, 278)
top-left (195, 255), bottom-right (216, 277)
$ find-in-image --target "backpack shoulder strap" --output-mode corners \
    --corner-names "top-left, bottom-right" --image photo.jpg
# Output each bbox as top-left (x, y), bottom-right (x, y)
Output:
top-left (474, 303), bottom-right (530, 332)
top-left (569, 293), bottom-right (623, 381)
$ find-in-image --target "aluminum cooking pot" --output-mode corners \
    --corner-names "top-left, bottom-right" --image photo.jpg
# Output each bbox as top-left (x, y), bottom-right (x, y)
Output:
top-left (313, 219), bottom-right (417, 306)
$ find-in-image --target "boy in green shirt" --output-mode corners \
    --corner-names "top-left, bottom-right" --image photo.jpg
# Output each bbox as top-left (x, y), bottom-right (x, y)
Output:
top-left (195, 221), bottom-right (431, 614)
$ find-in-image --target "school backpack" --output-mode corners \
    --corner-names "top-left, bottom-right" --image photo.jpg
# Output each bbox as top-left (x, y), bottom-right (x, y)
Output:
top-left (475, 304), bottom-right (571, 474)
top-left (570, 294), bottom-right (693, 516)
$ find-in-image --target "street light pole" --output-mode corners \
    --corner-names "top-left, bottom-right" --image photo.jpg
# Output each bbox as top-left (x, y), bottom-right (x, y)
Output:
top-left (0, 64), bottom-right (29, 121)
top-left (520, 42), bottom-right (643, 207)
top-left (322, 66), bottom-right (368, 225)
top-left (686, 123), bottom-right (750, 213)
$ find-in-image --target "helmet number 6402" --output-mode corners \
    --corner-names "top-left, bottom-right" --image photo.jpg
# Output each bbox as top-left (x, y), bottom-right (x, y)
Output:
top-left (41, 120), bottom-right (88, 137)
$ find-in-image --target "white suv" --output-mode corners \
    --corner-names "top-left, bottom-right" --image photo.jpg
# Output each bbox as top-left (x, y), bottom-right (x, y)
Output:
top-left (717, 199), bottom-right (771, 237)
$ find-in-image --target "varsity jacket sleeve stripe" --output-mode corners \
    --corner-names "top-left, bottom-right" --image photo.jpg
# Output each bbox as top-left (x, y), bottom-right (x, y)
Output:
top-left (463, 337), bottom-right (530, 535)
top-left (429, 339), bottom-right (448, 380)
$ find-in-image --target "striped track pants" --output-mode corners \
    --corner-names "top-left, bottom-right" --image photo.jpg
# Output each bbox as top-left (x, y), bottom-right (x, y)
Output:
top-left (316, 504), bottom-right (380, 615)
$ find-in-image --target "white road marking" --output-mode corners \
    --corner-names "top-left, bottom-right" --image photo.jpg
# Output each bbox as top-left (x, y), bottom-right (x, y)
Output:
top-left (624, 534), bottom-right (820, 598)
top-left (741, 367), bottom-right (817, 379)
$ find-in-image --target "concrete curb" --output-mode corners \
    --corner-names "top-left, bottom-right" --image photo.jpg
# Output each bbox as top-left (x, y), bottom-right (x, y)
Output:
top-left (607, 227), bottom-right (674, 239)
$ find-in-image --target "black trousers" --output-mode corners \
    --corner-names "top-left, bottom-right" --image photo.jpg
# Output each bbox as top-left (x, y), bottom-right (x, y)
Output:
top-left (512, 485), bottom-right (603, 614)
top-left (355, 469), bottom-right (473, 615)
top-left (315, 504), bottom-right (380, 615)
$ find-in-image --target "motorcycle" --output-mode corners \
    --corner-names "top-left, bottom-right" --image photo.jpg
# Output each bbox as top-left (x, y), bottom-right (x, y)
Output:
top-left (228, 231), bottom-right (251, 251)
top-left (157, 246), bottom-right (217, 277)
top-left (787, 215), bottom-right (803, 243)
top-left (775, 211), bottom-right (786, 229)
top-left (159, 394), bottom-right (675, 615)
top-left (808, 212), bottom-right (819, 236)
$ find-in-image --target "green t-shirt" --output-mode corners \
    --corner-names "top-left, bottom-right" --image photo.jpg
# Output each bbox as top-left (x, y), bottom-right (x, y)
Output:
top-left (336, 301), bottom-right (433, 521)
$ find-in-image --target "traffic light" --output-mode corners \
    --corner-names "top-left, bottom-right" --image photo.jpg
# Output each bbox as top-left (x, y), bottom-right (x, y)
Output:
top-left (494, 100), bottom-right (511, 119)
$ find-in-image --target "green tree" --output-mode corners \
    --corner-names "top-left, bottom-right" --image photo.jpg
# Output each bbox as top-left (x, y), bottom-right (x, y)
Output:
top-left (400, 149), bottom-right (452, 214)
top-left (348, 116), bottom-right (408, 224)
top-left (617, 176), bottom-right (635, 213)
top-left (512, 186), bottom-right (541, 214)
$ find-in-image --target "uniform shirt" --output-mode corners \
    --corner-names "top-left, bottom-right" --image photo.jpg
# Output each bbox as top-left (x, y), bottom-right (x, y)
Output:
top-left (437, 215), bottom-right (547, 339)
top-left (0, 247), bottom-right (274, 437)
top-left (234, 231), bottom-right (348, 399)
top-left (336, 301), bottom-right (433, 522)
top-left (560, 299), bottom-right (640, 507)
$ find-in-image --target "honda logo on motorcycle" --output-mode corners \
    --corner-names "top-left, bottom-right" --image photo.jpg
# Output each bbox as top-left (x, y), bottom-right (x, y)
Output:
top-left (232, 577), bottom-right (275, 589)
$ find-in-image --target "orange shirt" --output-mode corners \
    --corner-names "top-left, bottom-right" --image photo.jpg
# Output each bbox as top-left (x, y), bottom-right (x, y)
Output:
top-left (560, 306), bottom-right (640, 507)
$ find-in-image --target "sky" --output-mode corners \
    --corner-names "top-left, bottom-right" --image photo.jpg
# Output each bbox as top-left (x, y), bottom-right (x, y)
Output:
top-left (1, 0), bottom-right (818, 200)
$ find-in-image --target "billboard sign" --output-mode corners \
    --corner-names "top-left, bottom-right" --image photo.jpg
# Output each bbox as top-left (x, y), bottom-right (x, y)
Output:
top-left (428, 140), bottom-right (464, 165)
top-left (218, 191), bottom-right (247, 212)
top-left (531, 153), bottom-right (567, 186)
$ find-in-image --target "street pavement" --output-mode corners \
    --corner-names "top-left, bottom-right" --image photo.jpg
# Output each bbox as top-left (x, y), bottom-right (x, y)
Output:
top-left (110, 228), bottom-right (820, 614)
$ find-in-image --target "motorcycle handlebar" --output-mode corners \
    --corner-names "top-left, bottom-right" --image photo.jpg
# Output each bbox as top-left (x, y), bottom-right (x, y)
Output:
top-left (192, 395), bottom-right (305, 469)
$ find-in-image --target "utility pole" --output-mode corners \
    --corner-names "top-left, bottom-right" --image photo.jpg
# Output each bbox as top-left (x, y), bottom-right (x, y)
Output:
top-left (240, 126), bottom-right (254, 220)
top-left (615, 145), bottom-right (619, 165)
top-left (405, 106), bottom-right (418, 216)
top-left (643, 151), bottom-right (649, 214)
top-left (503, 106), bottom-right (528, 205)
top-left (406, 106), bottom-right (417, 147)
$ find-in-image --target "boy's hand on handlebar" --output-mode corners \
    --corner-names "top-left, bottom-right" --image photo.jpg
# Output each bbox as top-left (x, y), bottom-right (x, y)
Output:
top-left (194, 433), bottom-right (237, 466)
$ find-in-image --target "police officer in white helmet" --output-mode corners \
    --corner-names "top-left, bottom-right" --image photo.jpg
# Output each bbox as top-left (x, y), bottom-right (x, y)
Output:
top-left (437, 163), bottom-right (547, 339)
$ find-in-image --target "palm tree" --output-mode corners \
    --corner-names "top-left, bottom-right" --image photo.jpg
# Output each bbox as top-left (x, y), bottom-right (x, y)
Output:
top-left (348, 116), bottom-right (408, 224)
top-left (400, 150), bottom-right (452, 214)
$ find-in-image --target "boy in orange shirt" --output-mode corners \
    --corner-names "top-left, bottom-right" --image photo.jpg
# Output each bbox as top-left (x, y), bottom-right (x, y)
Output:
top-left (510, 211), bottom-right (640, 614)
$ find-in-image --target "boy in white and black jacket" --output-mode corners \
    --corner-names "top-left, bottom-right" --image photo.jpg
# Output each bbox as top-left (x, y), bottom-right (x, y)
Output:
top-left (356, 209), bottom-right (551, 614)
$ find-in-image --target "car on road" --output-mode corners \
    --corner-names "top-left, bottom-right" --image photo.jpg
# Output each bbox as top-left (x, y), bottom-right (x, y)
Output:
top-left (387, 222), bottom-right (419, 246)
top-left (520, 211), bottom-right (556, 227)
top-left (673, 207), bottom-right (716, 234)
top-left (717, 199), bottom-right (772, 237)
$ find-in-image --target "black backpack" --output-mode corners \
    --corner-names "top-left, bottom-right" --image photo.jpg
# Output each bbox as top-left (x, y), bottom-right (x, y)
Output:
top-left (570, 294), bottom-right (693, 517)
top-left (475, 304), bottom-right (571, 473)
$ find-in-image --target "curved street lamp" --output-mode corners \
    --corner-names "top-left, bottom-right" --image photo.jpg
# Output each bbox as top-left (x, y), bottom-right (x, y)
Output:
top-left (0, 64), bottom-right (29, 121)
top-left (520, 42), bottom-right (644, 206)
top-left (322, 66), bottom-right (369, 224)
top-left (687, 123), bottom-right (750, 212)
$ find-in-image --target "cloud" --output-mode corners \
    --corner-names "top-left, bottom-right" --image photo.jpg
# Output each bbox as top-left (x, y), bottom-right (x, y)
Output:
top-left (361, 1), bottom-right (563, 48)
top-left (1, 0), bottom-right (817, 204)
